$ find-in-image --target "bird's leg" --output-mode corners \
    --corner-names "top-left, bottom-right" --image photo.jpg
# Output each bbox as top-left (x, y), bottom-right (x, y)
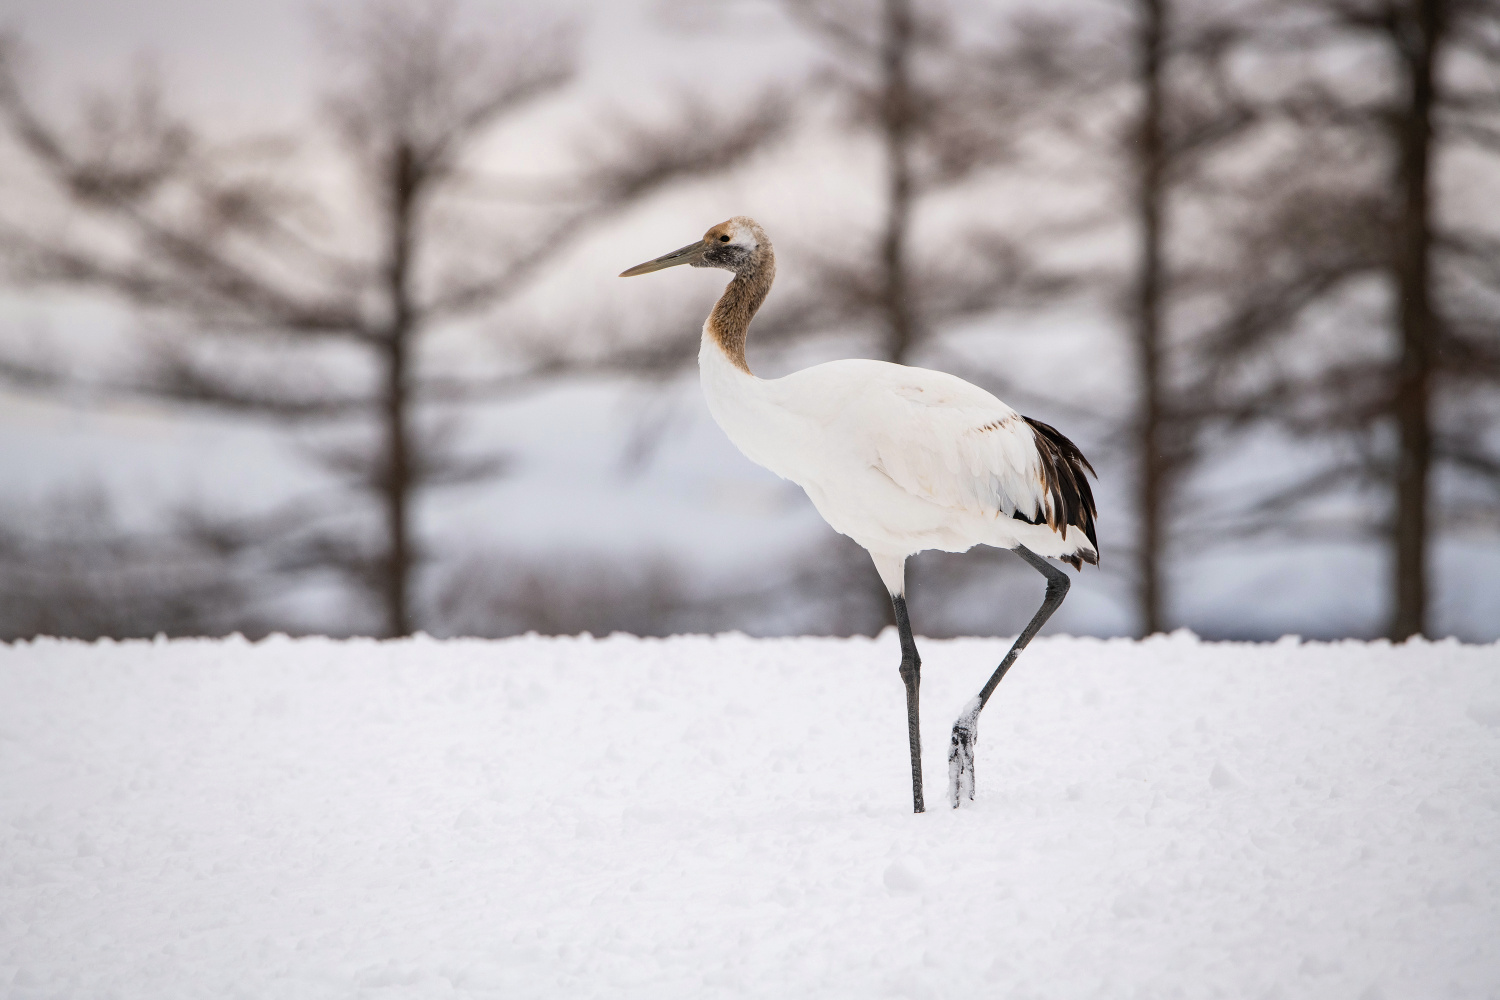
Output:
top-left (948, 545), bottom-right (1070, 808)
top-left (892, 594), bottom-right (925, 814)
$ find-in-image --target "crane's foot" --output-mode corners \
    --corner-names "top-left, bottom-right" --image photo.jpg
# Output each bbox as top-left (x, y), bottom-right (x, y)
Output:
top-left (947, 699), bottom-right (980, 808)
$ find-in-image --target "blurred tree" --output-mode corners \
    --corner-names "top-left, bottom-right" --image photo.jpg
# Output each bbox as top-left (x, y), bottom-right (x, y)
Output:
top-left (1116, 0), bottom-right (1263, 635)
top-left (432, 542), bottom-right (891, 638)
top-left (0, 491), bottom-right (264, 640)
top-left (1195, 0), bottom-right (1500, 637)
top-left (0, 2), bottom-right (785, 637)
top-left (773, 0), bottom-right (1066, 365)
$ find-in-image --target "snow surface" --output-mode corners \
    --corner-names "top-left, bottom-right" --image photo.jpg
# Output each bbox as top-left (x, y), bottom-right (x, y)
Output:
top-left (2, 632), bottom-right (1498, 998)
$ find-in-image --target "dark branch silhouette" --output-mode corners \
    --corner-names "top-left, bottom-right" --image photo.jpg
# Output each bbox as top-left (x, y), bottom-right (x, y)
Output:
top-left (0, 5), bottom-right (788, 637)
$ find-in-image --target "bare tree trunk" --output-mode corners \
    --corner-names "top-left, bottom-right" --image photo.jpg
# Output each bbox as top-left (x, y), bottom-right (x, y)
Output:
top-left (1387, 0), bottom-right (1443, 639)
top-left (1132, 0), bottom-right (1169, 636)
top-left (380, 143), bottom-right (418, 638)
top-left (879, 0), bottom-right (917, 366)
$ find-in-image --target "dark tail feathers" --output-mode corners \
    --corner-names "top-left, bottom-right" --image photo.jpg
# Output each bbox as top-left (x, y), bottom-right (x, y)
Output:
top-left (1023, 416), bottom-right (1099, 570)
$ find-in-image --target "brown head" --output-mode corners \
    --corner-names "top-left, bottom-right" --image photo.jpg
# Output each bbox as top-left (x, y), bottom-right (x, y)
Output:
top-left (619, 217), bottom-right (775, 375)
top-left (618, 217), bottom-right (771, 278)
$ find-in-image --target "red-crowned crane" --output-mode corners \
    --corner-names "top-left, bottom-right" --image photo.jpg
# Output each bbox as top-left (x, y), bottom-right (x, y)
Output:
top-left (621, 217), bottom-right (1098, 812)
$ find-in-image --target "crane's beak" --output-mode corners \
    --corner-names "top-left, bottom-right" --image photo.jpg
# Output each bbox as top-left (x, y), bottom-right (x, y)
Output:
top-left (619, 239), bottom-right (708, 277)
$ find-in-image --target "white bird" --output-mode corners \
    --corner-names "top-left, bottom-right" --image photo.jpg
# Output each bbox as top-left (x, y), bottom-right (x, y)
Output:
top-left (621, 217), bottom-right (1098, 813)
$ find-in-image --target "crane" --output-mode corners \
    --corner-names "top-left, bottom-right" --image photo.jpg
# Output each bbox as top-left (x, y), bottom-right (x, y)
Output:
top-left (621, 217), bottom-right (1098, 813)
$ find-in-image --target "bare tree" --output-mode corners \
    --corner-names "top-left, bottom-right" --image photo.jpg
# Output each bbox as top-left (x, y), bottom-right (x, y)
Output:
top-left (1024, 0), bottom-right (1263, 636)
top-left (1128, 0), bottom-right (1176, 636)
top-left (0, 3), bottom-right (785, 637)
top-left (1194, 0), bottom-right (1500, 637)
top-left (768, 0), bottom-right (1071, 366)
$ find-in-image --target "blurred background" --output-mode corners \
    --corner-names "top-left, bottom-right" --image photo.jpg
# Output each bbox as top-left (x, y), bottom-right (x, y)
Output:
top-left (0, 0), bottom-right (1495, 643)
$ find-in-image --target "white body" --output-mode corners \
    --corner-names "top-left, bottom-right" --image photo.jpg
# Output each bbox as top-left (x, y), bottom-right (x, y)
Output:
top-left (699, 328), bottom-right (1097, 593)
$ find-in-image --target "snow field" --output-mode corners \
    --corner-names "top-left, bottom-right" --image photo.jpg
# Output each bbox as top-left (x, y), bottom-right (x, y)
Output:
top-left (1, 632), bottom-right (1498, 998)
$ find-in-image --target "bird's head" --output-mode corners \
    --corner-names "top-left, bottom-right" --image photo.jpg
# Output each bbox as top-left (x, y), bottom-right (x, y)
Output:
top-left (619, 217), bottom-right (767, 277)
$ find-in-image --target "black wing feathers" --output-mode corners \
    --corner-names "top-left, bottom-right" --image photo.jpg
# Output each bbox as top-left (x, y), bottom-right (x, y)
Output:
top-left (1023, 416), bottom-right (1099, 570)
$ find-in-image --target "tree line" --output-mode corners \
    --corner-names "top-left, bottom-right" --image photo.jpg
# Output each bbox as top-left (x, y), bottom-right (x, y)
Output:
top-left (0, 0), bottom-right (1495, 641)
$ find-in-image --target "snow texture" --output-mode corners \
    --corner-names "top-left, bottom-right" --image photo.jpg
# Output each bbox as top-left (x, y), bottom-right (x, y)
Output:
top-left (2, 631), bottom-right (1498, 998)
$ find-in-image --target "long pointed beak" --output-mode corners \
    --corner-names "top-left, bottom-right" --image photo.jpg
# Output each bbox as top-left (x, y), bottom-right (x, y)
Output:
top-left (619, 240), bottom-right (708, 277)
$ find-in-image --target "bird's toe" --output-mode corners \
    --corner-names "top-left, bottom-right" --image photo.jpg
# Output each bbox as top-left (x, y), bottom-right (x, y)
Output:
top-left (947, 709), bottom-right (979, 808)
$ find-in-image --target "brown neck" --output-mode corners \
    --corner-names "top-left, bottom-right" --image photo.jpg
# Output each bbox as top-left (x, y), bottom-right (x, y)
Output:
top-left (707, 250), bottom-right (774, 375)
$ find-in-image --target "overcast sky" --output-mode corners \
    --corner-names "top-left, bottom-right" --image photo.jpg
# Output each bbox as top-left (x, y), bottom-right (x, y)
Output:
top-left (3, 0), bottom-right (812, 121)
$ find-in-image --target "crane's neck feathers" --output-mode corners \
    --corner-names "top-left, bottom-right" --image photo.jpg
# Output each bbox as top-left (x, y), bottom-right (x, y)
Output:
top-left (708, 250), bottom-right (774, 375)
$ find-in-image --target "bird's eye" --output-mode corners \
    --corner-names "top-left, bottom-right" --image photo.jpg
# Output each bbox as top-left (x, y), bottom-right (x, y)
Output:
top-left (719, 235), bottom-right (731, 242)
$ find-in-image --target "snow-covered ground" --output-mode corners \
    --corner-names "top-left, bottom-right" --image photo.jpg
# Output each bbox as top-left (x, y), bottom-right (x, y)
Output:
top-left (2, 633), bottom-right (1498, 998)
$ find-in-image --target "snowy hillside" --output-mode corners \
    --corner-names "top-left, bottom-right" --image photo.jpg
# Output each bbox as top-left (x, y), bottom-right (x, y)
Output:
top-left (3, 633), bottom-right (1498, 998)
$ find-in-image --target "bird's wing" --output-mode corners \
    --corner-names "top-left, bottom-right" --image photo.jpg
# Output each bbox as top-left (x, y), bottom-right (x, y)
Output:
top-left (836, 366), bottom-right (1096, 552)
top-left (768, 359), bottom-right (1097, 551)
top-left (857, 371), bottom-right (1044, 521)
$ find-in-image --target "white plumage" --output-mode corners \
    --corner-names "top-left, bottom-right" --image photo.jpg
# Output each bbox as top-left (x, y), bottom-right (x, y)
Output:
top-left (700, 348), bottom-right (1096, 592)
top-left (623, 216), bottom-right (1099, 813)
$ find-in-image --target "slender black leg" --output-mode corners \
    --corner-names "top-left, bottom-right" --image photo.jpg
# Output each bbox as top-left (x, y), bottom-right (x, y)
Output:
top-left (948, 545), bottom-right (1070, 808)
top-left (892, 594), bottom-right (925, 813)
